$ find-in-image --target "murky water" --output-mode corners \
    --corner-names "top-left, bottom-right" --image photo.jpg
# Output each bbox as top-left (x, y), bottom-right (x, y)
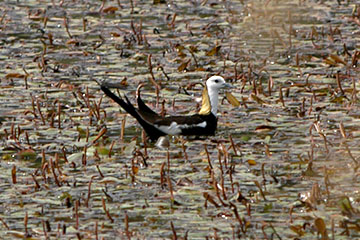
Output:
top-left (0, 0), bottom-right (359, 239)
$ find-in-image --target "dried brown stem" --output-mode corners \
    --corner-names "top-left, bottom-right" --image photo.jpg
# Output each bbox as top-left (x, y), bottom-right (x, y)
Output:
top-left (170, 221), bottom-right (177, 240)
top-left (82, 146), bottom-right (87, 166)
top-left (168, 174), bottom-right (174, 202)
top-left (120, 116), bottom-right (126, 141)
top-left (24, 211), bottom-right (29, 237)
top-left (160, 162), bottom-right (166, 187)
top-left (86, 127), bottom-right (90, 142)
top-left (203, 192), bottom-right (220, 208)
top-left (339, 122), bottom-right (346, 139)
top-left (62, 147), bottom-right (68, 163)
top-left (351, 77), bottom-right (358, 102)
top-left (85, 176), bottom-right (95, 208)
top-left (182, 140), bottom-right (188, 162)
top-left (254, 180), bottom-right (267, 201)
top-left (217, 148), bottom-right (223, 175)
top-left (0, 218), bottom-right (9, 230)
top-left (157, 65), bottom-right (170, 81)
top-left (125, 211), bottom-right (130, 239)
top-left (75, 200), bottom-right (79, 229)
top-left (288, 10), bottom-right (292, 49)
top-left (204, 144), bottom-right (213, 169)
top-left (102, 197), bottom-right (114, 223)
top-left (169, 13), bottom-right (176, 29)
top-left (229, 135), bottom-right (237, 155)
top-left (279, 86), bottom-right (285, 107)
top-left (95, 221), bottom-right (98, 240)
top-left (109, 140), bottom-right (115, 158)
top-left (11, 165), bottom-right (16, 184)
top-left (31, 95), bottom-right (38, 118)
top-left (229, 202), bottom-right (245, 233)
top-left (36, 98), bottom-right (46, 124)
top-left (220, 175), bottom-right (227, 200)
top-left (31, 173), bottom-right (40, 190)
top-left (345, 144), bottom-right (359, 165)
top-left (63, 17), bottom-right (72, 39)
top-left (188, 48), bottom-right (199, 68)
top-left (50, 158), bottom-right (61, 186)
top-left (92, 128), bottom-right (107, 144)
top-left (57, 100), bottom-right (61, 129)
top-left (82, 18), bottom-right (87, 32)
top-left (336, 71), bottom-right (344, 95)
top-left (96, 165), bottom-right (104, 178)
top-left (130, 0), bottom-right (134, 14)
top-left (147, 54), bottom-right (160, 89)
top-left (212, 173), bottom-right (228, 207)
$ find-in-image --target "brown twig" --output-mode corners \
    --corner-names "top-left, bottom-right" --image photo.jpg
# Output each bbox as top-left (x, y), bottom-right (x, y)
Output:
top-left (0, 218), bottom-right (9, 230)
top-left (108, 140), bottom-right (115, 158)
top-left (50, 158), bottom-right (61, 186)
top-left (229, 202), bottom-right (245, 233)
top-left (204, 144), bottom-right (213, 169)
top-left (85, 176), bottom-right (95, 208)
top-left (130, 0), bottom-right (134, 14)
top-left (254, 180), bottom-right (267, 201)
top-left (96, 165), bottom-right (104, 178)
top-left (82, 146), bottom-right (87, 166)
top-left (120, 116), bottom-right (126, 141)
top-left (24, 211), bottom-right (30, 237)
top-left (63, 17), bottom-right (72, 39)
top-left (57, 100), bottom-right (61, 129)
top-left (229, 135), bottom-right (237, 155)
top-left (75, 200), bottom-right (79, 229)
top-left (279, 86), bottom-right (285, 107)
top-left (160, 162), bottom-right (166, 188)
top-left (125, 211), bottom-right (131, 239)
top-left (31, 173), bottom-right (41, 190)
top-left (36, 98), bottom-right (46, 124)
top-left (203, 192), bottom-right (220, 208)
top-left (147, 54), bottom-right (160, 89)
top-left (102, 197), bottom-right (114, 223)
top-left (11, 165), bottom-right (16, 184)
top-left (170, 221), bottom-right (177, 240)
top-left (95, 221), bottom-right (98, 240)
top-left (92, 128), bottom-right (107, 144)
top-left (288, 10), bottom-right (292, 49)
top-left (336, 71), bottom-right (344, 95)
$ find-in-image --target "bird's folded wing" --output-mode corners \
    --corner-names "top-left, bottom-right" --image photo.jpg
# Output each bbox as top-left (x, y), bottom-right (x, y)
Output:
top-left (136, 97), bottom-right (162, 124)
top-left (137, 94), bottom-right (159, 116)
top-left (153, 114), bottom-right (211, 135)
top-left (153, 114), bottom-right (207, 126)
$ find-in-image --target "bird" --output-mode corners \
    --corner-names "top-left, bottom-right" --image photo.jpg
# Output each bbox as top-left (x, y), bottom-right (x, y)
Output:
top-left (100, 76), bottom-right (233, 141)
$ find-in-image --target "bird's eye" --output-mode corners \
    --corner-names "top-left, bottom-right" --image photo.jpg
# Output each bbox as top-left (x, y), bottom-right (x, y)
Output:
top-left (214, 79), bottom-right (219, 83)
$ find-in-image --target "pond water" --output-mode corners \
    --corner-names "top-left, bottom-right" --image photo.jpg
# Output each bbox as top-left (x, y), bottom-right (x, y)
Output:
top-left (0, 0), bottom-right (359, 239)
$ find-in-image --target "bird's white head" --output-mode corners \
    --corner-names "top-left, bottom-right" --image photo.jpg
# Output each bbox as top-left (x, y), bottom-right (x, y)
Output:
top-left (199, 76), bottom-right (233, 115)
top-left (206, 76), bottom-right (233, 91)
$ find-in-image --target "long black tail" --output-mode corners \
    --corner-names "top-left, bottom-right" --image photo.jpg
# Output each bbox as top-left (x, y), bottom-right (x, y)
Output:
top-left (101, 86), bottom-right (138, 118)
top-left (100, 86), bottom-right (165, 141)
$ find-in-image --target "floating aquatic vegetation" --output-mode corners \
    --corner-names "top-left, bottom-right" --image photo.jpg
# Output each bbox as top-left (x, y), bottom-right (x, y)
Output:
top-left (0, 0), bottom-right (359, 239)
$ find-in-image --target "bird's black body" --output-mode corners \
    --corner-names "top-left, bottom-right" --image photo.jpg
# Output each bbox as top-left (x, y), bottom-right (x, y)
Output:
top-left (100, 75), bottom-right (232, 141)
top-left (100, 86), bottom-right (218, 141)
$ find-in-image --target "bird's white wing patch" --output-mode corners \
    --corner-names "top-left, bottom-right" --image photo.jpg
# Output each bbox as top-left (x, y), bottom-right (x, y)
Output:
top-left (156, 122), bottom-right (182, 135)
top-left (195, 121), bottom-right (207, 128)
top-left (155, 121), bottom-right (207, 135)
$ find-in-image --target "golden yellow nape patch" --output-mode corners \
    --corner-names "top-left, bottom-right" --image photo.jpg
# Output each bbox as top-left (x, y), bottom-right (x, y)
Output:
top-left (199, 86), bottom-right (211, 115)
